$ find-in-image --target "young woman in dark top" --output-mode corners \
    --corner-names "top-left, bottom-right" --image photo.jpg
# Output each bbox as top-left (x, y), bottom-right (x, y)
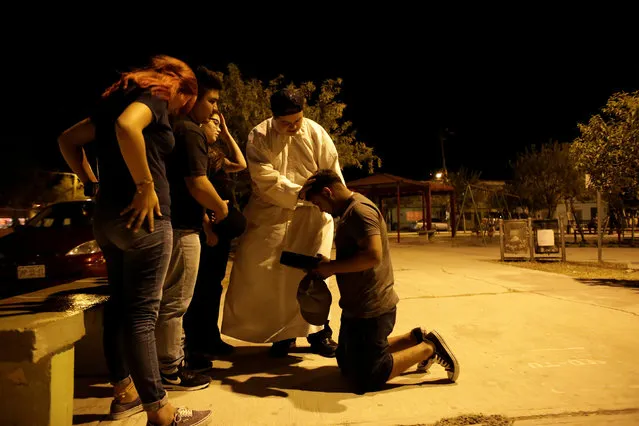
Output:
top-left (58, 55), bottom-right (211, 426)
top-left (184, 109), bottom-right (247, 368)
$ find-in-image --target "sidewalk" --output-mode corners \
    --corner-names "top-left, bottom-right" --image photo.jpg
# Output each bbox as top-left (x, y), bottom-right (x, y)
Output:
top-left (71, 243), bottom-right (638, 425)
top-left (400, 231), bottom-right (638, 267)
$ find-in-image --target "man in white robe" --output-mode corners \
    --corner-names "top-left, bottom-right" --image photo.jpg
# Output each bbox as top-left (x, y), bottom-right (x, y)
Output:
top-left (222, 89), bottom-right (344, 357)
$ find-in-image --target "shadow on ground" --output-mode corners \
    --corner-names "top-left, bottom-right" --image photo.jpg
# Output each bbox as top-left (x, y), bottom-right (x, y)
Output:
top-left (74, 376), bottom-right (112, 399)
top-left (577, 278), bottom-right (639, 288)
top-left (200, 346), bottom-right (454, 414)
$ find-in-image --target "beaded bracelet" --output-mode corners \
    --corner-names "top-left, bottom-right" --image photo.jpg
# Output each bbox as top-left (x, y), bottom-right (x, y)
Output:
top-left (135, 178), bottom-right (154, 194)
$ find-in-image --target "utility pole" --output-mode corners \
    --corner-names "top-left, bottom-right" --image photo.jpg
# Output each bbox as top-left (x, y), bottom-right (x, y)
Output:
top-left (597, 190), bottom-right (603, 263)
top-left (439, 128), bottom-right (447, 176)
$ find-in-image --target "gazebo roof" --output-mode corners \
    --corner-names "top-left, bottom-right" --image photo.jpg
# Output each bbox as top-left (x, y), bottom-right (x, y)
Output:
top-left (347, 173), bottom-right (454, 196)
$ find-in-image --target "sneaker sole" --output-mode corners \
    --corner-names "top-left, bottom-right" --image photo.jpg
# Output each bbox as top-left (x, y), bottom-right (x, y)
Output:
top-left (162, 381), bottom-right (210, 391)
top-left (110, 403), bottom-right (143, 420)
top-left (430, 331), bottom-right (460, 382)
top-left (310, 348), bottom-right (337, 358)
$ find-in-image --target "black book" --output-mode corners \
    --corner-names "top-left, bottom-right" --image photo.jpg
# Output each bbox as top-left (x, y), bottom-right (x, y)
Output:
top-left (279, 251), bottom-right (321, 270)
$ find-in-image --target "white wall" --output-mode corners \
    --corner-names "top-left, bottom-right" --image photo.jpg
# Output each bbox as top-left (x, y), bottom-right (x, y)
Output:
top-left (555, 201), bottom-right (606, 221)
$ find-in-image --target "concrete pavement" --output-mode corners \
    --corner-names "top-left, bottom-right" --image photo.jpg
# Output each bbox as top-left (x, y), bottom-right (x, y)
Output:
top-left (71, 242), bottom-right (639, 425)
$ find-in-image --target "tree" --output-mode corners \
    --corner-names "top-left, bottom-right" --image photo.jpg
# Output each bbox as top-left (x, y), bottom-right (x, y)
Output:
top-left (512, 141), bottom-right (585, 220)
top-left (571, 91), bottom-right (638, 243)
top-left (571, 90), bottom-right (639, 194)
top-left (447, 166), bottom-right (482, 215)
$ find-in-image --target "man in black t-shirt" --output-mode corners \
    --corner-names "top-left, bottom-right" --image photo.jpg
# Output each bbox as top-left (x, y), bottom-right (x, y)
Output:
top-left (156, 67), bottom-right (229, 391)
top-left (301, 170), bottom-right (460, 393)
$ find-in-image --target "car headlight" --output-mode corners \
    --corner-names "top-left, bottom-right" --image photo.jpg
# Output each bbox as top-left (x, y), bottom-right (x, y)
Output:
top-left (66, 240), bottom-right (102, 256)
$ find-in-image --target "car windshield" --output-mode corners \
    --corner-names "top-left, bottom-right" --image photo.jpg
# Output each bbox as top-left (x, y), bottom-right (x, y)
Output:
top-left (26, 202), bottom-right (94, 229)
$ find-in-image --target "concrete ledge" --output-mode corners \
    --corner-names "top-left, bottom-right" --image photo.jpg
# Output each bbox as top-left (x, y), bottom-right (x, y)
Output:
top-left (0, 279), bottom-right (108, 426)
top-left (1, 346), bottom-right (75, 426)
top-left (0, 311), bottom-right (86, 363)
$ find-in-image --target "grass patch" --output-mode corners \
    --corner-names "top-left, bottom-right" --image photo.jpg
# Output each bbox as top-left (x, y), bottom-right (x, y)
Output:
top-left (427, 413), bottom-right (513, 425)
top-left (498, 259), bottom-right (638, 281)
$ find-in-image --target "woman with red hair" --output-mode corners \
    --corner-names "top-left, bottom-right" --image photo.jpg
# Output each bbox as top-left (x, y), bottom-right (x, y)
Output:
top-left (59, 55), bottom-right (211, 426)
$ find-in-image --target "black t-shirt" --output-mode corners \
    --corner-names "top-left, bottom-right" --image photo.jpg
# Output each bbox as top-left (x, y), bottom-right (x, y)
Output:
top-left (91, 87), bottom-right (175, 219)
top-left (208, 167), bottom-right (236, 205)
top-left (206, 148), bottom-right (247, 240)
top-left (168, 118), bottom-right (209, 230)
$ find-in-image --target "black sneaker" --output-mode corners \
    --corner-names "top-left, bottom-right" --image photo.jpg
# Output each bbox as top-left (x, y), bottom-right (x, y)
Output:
top-left (269, 338), bottom-right (296, 357)
top-left (424, 330), bottom-right (460, 382)
top-left (110, 397), bottom-right (143, 420)
top-left (147, 407), bottom-right (211, 426)
top-left (411, 327), bottom-right (433, 373)
top-left (161, 366), bottom-right (211, 391)
top-left (411, 326), bottom-right (428, 343)
top-left (307, 325), bottom-right (338, 358)
top-left (307, 334), bottom-right (338, 357)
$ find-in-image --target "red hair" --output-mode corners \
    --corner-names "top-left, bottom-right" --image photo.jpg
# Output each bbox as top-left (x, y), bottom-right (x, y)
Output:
top-left (102, 55), bottom-right (198, 115)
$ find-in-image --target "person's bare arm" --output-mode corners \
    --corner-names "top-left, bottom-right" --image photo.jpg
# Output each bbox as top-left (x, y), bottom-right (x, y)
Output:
top-left (58, 118), bottom-right (98, 184)
top-left (218, 113), bottom-right (247, 173)
top-left (312, 234), bottom-right (383, 278)
top-left (114, 102), bottom-right (159, 232)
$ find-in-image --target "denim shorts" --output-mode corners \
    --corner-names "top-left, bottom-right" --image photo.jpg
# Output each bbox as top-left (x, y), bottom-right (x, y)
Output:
top-left (336, 308), bottom-right (396, 393)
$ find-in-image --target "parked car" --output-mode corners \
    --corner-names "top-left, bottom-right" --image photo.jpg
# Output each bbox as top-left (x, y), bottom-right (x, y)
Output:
top-left (0, 200), bottom-right (106, 284)
top-left (410, 218), bottom-right (450, 232)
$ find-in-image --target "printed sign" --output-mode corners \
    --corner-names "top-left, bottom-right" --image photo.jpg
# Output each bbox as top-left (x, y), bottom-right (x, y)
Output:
top-left (537, 229), bottom-right (555, 246)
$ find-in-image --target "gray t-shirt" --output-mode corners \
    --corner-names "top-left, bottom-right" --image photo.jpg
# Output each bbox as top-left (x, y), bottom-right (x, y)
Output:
top-left (334, 193), bottom-right (399, 318)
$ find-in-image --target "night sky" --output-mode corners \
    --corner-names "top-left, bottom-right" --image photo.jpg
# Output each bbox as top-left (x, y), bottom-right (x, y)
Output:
top-left (6, 16), bottom-right (638, 185)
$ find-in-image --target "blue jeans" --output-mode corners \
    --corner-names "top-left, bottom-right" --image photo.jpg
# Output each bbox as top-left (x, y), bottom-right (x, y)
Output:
top-left (336, 308), bottom-right (396, 393)
top-left (93, 214), bottom-right (172, 412)
top-left (156, 229), bottom-right (201, 373)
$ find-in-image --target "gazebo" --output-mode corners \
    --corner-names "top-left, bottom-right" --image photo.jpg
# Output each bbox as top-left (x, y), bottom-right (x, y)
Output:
top-left (346, 173), bottom-right (456, 242)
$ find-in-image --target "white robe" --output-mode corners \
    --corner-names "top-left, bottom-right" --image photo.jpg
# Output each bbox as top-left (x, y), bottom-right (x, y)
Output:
top-left (221, 117), bottom-right (343, 343)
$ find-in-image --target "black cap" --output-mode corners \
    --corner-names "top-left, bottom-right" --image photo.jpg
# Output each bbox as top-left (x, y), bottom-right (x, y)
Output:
top-left (296, 274), bottom-right (332, 326)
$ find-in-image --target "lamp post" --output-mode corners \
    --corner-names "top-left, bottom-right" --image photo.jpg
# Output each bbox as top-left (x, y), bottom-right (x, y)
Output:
top-left (439, 128), bottom-right (454, 177)
top-left (439, 129), bottom-right (447, 176)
